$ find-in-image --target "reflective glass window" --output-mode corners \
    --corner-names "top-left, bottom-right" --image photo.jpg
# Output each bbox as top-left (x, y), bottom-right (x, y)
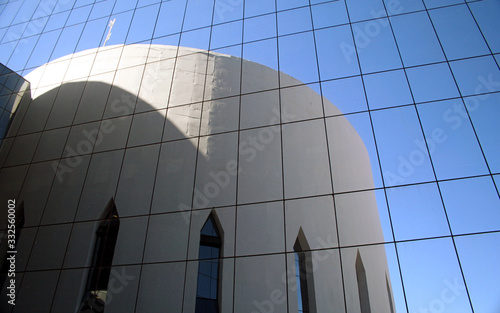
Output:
top-left (183, 0), bottom-right (214, 31)
top-left (243, 13), bottom-right (276, 43)
top-left (346, 0), bottom-right (386, 22)
top-left (406, 62), bottom-right (459, 103)
top-left (311, 1), bottom-right (349, 29)
top-left (210, 20), bottom-right (242, 49)
top-left (315, 25), bottom-right (360, 80)
top-left (277, 0), bottom-right (309, 11)
top-left (417, 99), bottom-right (489, 180)
top-left (153, 0), bottom-right (186, 38)
top-left (244, 0), bottom-right (275, 18)
top-left (465, 93), bottom-right (500, 173)
top-left (371, 106), bottom-right (435, 187)
top-left (386, 183), bottom-right (450, 241)
top-left (321, 76), bottom-right (367, 115)
top-left (213, 0), bottom-right (243, 24)
top-left (277, 7), bottom-right (312, 36)
top-left (390, 12), bottom-right (445, 67)
top-left (125, 4), bottom-right (160, 44)
top-left (429, 4), bottom-right (489, 60)
top-left (353, 18), bottom-right (402, 73)
top-left (278, 31), bottom-right (319, 87)
top-left (470, 0), bottom-right (500, 53)
top-left (439, 176), bottom-right (500, 235)
top-left (455, 232), bottom-right (500, 313)
top-left (450, 56), bottom-right (500, 97)
top-left (364, 69), bottom-right (413, 109)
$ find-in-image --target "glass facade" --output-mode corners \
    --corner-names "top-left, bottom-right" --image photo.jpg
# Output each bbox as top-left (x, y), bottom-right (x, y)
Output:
top-left (0, 0), bottom-right (499, 312)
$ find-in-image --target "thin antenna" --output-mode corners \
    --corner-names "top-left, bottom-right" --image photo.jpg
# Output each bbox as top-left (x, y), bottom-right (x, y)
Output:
top-left (103, 18), bottom-right (116, 47)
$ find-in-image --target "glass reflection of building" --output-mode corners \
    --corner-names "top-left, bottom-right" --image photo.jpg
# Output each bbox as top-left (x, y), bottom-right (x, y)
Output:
top-left (0, 1), bottom-right (499, 313)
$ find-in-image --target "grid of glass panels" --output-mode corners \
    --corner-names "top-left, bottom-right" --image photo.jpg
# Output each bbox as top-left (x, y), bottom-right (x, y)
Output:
top-left (0, 0), bottom-right (499, 312)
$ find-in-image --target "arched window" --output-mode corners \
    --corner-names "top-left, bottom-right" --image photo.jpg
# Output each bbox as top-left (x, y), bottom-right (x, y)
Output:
top-left (195, 214), bottom-right (222, 313)
top-left (356, 251), bottom-right (371, 313)
top-left (294, 228), bottom-right (316, 313)
top-left (79, 199), bottom-right (120, 313)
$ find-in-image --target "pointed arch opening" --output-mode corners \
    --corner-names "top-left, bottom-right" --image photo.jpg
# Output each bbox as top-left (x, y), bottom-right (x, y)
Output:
top-left (79, 198), bottom-right (120, 313)
top-left (293, 228), bottom-right (316, 313)
top-left (356, 250), bottom-right (371, 313)
top-left (196, 212), bottom-right (223, 313)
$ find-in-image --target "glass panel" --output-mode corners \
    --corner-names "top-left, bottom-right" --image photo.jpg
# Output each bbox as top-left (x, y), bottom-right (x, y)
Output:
top-left (210, 20), bottom-right (242, 50)
top-left (75, 150), bottom-right (124, 221)
top-left (383, 0), bottom-right (424, 15)
top-left (424, 0), bottom-right (464, 9)
top-left (321, 76), bottom-right (367, 115)
top-left (364, 69), bottom-right (413, 109)
top-left (280, 83), bottom-right (323, 123)
top-left (115, 145), bottom-right (160, 216)
top-left (390, 12), bottom-right (445, 67)
top-left (449, 55), bottom-right (500, 97)
top-left (311, 1), bottom-right (348, 28)
top-left (386, 183), bottom-right (450, 241)
top-left (470, 0), bottom-right (500, 53)
top-left (213, 0), bottom-right (243, 24)
top-left (417, 99), bottom-right (489, 180)
top-left (371, 106), bottom-right (435, 187)
top-left (243, 13), bottom-right (276, 43)
top-left (153, 0), bottom-right (186, 38)
top-left (277, 7), bottom-right (312, 36)
top-left (397, 238), bottom-right (472, 313)
top-left (429, 4), bottom-right (489, 60)
top-left (439, 176), bottom-right (500, 235)
top-left (455, 232), bottom-right (500, 313)
top-left (234, 254), bottom-right (287, 313)
top-left (277, 0), bottom-right (309, 11)
top-left (136, 262), bottom-right (185, 312)
top-left (50, 24), bottom-right (85, 61)
top-left (194, 132), bottom-right (238, 208)
top-left (126, 4), bottom-right (160, 44)
top-left (164, 103), bottom-right (201, 141)
top-left (346, 0), bottom-right (386, 22)
top-left (89, 0), bottom-right (115, 20)
top-left (183, 0), bottom-right (214, 31)
top-left (151, 139), bottom-right (198, 214)
top-left (27, 224), bottom-right (72, 270)
top-left (66, 5), bottom-right (92, 26)
top-left (104, 10), bottom-right (134, 46)
top-left (242, 38), bottom-right (278, 93)
top-left (406, 63), bottom-right (460, 103)
top-left (278, 31), bottom-right (319, 87)
top-left (200, 96), bottom-right (239, 136)
top-left (127, 110), bottom-right (165, 147)
top-left (236, 201), bottom-right (285, 256)
top-left (353, 18), bottom-right (402, 73)
top-left (327, 112), bottom-right (384, 191)
top-left (282, 119), bottom-right (332, 198)
top-left (244, 0), bottom-right (275, 18)
top-left (75, 17), bottom-right (107, 52)
top-left (466, 93), bottom-right (500, 173)
top-left (238, 125), bottom-right (282, 204)
top-left (143, 212), bottom-right (190, 262)
top-left (315, 25), bottom-right (360, 80)
top-left (240, 90), bottom-right (280, 129)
